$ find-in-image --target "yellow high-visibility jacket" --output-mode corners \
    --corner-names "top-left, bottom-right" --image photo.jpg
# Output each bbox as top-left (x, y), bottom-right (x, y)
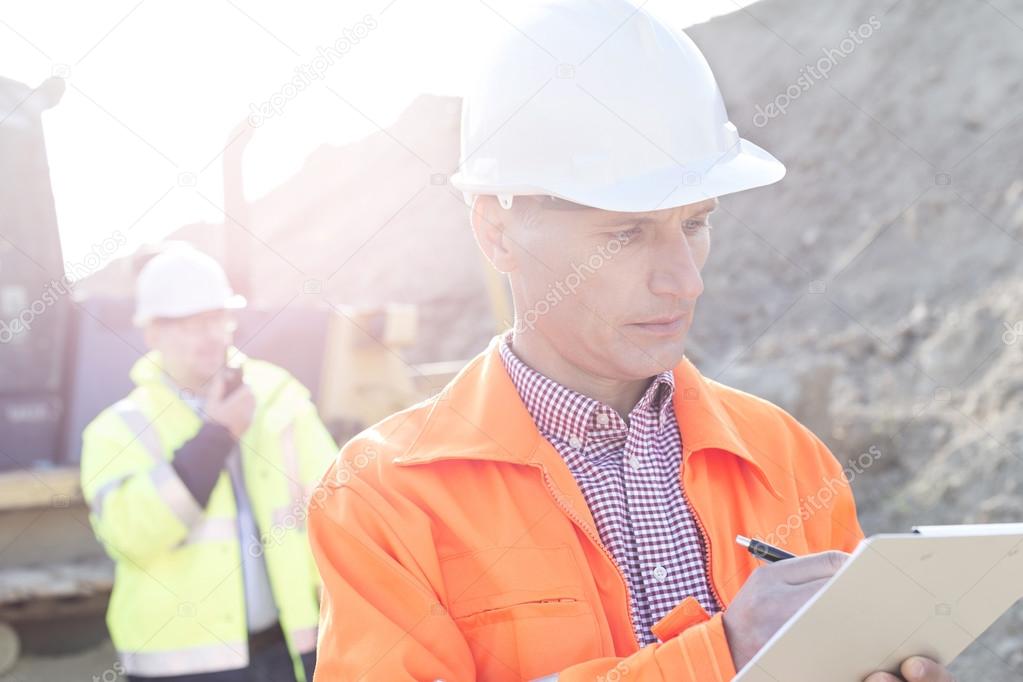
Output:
top-left (80, 348), bottom-right (336, 681)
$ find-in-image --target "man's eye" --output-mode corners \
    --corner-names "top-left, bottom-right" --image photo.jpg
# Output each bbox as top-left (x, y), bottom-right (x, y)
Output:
top-left (683, 219), bottom-right (709, 235)
top-left (614, 226), bottom-right (642, 241)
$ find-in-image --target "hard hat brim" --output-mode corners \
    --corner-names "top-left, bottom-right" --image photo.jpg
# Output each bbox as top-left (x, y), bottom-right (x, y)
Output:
top-left (132, 294), bottom-right (247, 327)
top-left (650, 136), bottom-right (787, 210)
top-left (452, 136), bottom-right (786, 214)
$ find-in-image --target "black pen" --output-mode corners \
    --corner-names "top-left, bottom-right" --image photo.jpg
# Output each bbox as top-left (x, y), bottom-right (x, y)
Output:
top-left (736, 535), bottom-right (797, 563)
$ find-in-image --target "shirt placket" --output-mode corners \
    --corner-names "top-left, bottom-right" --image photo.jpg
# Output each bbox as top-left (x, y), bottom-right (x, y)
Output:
top-left (623, 405), bottom-right (663, 645)
top-left (577, 410), bottom-right (649, 648)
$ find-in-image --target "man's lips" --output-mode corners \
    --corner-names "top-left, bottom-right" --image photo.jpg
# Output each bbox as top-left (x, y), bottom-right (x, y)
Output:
top-left (629, 313), bottom-right (689, 335)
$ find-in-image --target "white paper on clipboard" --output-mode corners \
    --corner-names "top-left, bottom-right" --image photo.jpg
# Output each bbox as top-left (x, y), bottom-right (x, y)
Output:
top-left (734, 523), bottom-right (1023, 682)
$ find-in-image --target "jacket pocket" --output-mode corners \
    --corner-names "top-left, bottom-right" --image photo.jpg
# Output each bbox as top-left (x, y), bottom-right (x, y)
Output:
top-left (454, 597), bottom-right (600, 681)
top-left (439, 544), bottom-right (588, 618)
top-left (440, 545), bottom-right (602, 680)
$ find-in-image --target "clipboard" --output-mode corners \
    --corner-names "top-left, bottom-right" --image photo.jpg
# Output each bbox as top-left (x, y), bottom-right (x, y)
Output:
top-left (734, 523), bottom-right (1023, 681)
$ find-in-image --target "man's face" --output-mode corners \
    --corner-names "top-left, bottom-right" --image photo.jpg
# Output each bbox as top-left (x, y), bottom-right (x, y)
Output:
top-left (494, 196), bottom-right (716, 381)
top-left (144, 309), bottom-right (236, 387)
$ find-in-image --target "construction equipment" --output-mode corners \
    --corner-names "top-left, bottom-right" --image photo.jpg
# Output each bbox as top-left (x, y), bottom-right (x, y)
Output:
top-left (0, 75), bottom-right (111, 674)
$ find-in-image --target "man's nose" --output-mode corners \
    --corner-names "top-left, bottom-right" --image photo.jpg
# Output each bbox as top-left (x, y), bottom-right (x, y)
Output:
top-left (648, 232), bottom-right (704, 301)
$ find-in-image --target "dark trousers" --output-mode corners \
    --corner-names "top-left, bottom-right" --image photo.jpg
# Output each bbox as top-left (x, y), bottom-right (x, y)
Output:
top-left (127, 641), bottom-right (316, 682)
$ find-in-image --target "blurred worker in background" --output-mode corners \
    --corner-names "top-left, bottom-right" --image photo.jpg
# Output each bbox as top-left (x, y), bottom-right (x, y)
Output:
top-left (307, 1), bottom-right (955, 681)
top-left (80, 244), bottom-right (336, 682)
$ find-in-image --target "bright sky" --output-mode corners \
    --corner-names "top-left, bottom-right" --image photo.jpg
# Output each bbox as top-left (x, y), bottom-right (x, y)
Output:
top-left (1, 0), bottom-right (758, 277)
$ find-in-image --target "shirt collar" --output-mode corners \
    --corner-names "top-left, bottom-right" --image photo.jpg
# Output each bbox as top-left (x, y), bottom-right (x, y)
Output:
top-left (498, 333), bottom-right (676, 448)
top-left (394, 333), bottom-right (784, 502)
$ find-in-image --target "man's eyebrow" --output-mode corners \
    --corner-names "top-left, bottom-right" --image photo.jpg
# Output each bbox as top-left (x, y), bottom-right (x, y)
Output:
top-left (593, 200), bottom-right (718, 226)
top-left (594, 215), bottom-right (657, 226)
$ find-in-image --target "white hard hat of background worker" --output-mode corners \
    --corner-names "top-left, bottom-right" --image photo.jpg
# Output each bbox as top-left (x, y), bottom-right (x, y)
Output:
top-left (133, 244), bottom-right (246, 327)
top-left (450, 0), bottom-right (786, 212)
top-left (134, 244), bottom-right (246, 391)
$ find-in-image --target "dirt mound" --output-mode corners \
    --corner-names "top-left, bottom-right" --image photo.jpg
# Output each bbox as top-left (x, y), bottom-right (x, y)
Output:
top-left (687, 1), bottom-right (1023, 677)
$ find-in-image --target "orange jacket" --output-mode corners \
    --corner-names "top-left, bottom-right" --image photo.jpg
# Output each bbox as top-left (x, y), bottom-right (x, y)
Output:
top-left (309, 335), bottom-right (864, 681)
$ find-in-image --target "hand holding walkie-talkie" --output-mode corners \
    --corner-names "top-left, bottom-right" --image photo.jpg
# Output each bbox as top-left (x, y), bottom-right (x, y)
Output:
top-left (205, 366), bottom-right (254, 440)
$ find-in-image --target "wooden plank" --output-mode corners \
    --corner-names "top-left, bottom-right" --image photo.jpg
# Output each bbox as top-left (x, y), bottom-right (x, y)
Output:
top-left (0, 557), bottom-right (113, 605)
top-left (0, 468), bottom-right (82, 512)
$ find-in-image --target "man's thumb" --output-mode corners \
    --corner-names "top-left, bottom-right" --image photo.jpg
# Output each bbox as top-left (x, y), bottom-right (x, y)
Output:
top-left (208, 371), bottom-right (225, 402)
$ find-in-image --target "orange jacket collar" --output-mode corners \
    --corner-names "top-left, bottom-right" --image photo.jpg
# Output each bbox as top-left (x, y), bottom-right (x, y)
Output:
top-left (395, 335), bottom-right (782, 499)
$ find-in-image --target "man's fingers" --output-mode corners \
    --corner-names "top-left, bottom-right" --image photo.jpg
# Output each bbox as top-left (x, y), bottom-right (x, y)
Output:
top-left (208, 372), bottom-right (224, 402)
top-left (789, 575), bottom-right (832, 596)
top-left (771, 551), bottom-right (849, 584)
top-left (864, 657), bottom-right (955, 682)
top-left (863, 673), bottom-right (900, 682)
top-left (229, 383), bottom-right (255, 407)
top-left (901, 656), bottom-right (955, 681)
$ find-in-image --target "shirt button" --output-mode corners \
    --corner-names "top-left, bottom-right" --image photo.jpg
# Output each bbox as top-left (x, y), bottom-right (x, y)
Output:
top-left (653, 565), bottom-right (668, 581)
top-left (568, 436), bottom-right (583, 449)
top-left (595, 413), bottom-right (609, 426)
top-left (628, 455), bottom-right (641, 470)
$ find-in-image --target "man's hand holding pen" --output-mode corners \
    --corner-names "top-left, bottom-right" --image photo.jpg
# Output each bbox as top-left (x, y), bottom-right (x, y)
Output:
top-left (724, 536), bottom-right (956, 681)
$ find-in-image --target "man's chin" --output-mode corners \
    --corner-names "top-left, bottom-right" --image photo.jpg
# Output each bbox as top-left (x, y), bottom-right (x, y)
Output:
top-left (647, 343), bottom-right (687, 374)
top-left (615, 334), bottom-right (687, 376)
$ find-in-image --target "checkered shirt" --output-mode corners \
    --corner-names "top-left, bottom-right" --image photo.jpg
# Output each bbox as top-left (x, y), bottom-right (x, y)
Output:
top-left (499, 335), bottom-right (721, 646)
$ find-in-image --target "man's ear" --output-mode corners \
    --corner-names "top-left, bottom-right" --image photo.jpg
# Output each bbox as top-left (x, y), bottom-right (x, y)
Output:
top-left (470, 195), bottom-right (517, 274)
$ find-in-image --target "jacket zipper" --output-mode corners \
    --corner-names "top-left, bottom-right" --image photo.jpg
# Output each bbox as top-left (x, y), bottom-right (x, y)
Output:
top-left (680, 444), bottom-right (725, 612)
top-left (534, 463), bottom-right (642, 652)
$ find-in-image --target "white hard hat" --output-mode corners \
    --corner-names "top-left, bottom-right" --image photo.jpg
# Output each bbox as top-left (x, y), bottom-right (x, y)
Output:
top-left (133, 245), bottom-right (246, 326)
top-left (450, 0), bottom-right (786, 212)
